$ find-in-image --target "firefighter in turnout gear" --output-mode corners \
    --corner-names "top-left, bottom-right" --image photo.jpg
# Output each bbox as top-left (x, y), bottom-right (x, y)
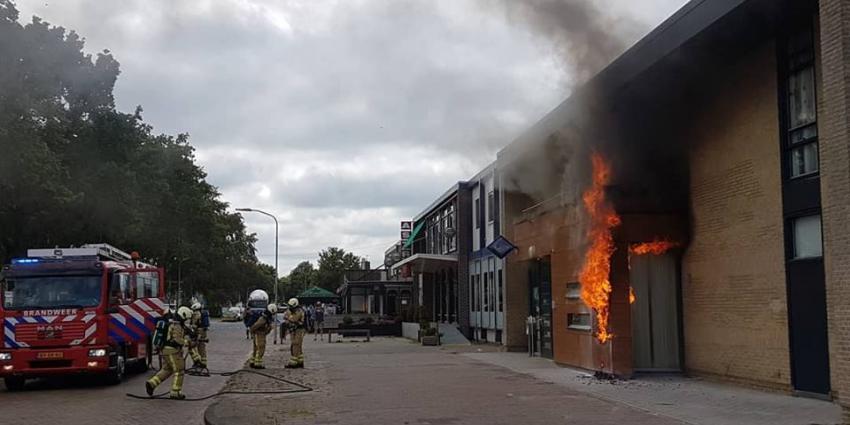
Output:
top-left (285, 298), bottom-right (306, 368)
top-left (188, 302), bottom-right (208, 369)
top-left (146, 306), bottom-right (193, 399)
top-left (249, 303), bottom-right (277, 369)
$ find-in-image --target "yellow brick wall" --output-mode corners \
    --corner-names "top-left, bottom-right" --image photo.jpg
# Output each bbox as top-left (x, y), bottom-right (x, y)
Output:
top-left (818, 0), bottom-right (850, 415)
top-left (681, 39), bottom-right (792, 389)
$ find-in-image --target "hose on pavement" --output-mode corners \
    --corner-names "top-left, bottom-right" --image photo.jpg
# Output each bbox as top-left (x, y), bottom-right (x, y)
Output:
top-left (124, 368), bottom-right (313, 402)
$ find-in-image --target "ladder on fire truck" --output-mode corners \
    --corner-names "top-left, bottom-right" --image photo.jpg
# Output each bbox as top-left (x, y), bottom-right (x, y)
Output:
top-left (27, 243), bottom-right (133, 262)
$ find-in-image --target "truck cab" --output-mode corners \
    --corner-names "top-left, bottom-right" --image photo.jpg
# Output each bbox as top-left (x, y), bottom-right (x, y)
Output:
top-left (0, 244), bottom-right (166, 390)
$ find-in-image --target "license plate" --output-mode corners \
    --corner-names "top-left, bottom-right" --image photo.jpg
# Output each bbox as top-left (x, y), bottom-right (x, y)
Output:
top-left (37, 352), bottom-right (63, 359)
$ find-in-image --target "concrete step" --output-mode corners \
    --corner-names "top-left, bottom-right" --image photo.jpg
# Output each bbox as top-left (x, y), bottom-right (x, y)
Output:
top-left (438, 323), bottom-right (470, 345)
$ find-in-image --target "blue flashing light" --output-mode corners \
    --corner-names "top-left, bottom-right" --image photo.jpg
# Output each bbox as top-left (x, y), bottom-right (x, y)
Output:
top-left (11, 258), bottom-right (40, 265)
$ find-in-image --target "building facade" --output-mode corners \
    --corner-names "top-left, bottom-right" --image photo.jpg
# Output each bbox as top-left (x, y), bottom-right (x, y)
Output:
top-left (391, 183), bottom-right (472, 337)
top-left (468, 163), bottom-right (506, 344)
top-left (494, 0), bottom-right (849, 416)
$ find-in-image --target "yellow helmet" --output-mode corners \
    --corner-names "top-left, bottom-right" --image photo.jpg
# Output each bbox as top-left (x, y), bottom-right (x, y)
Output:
top-left (177, 306), bottom-right (193, 320)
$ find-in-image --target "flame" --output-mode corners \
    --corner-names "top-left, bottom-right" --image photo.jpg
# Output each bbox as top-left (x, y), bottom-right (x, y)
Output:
top-left (629, 286), bottom-right (636, 304)
top-left (579, 153), bottom-right (621, 344)
top-left (629, 239), bottom-right (679, 256)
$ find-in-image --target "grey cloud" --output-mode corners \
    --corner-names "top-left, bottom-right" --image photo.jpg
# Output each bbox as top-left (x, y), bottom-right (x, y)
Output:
top-left (18, 0), bottom-right (686, 272)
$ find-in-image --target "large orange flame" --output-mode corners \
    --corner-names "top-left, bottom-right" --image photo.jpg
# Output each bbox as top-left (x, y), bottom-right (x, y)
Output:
top-left (579, 153), bottom-right (621, 344)
top-left (629, 239), bottom-right (679, 256)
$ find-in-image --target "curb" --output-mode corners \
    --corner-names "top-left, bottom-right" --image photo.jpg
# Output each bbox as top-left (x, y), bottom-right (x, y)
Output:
top-left (202, 400), bottom-right (218, 425)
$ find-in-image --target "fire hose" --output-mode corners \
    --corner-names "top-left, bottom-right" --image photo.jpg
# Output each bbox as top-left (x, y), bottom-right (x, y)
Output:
top-left (125, 368), bottom-right (313, 401)
top-left (125, 350), bottom-right (313, 401)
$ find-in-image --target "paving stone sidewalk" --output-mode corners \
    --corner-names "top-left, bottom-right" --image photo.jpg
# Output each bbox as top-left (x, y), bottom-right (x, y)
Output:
top-left (205, 337), bottom-right (686, 425)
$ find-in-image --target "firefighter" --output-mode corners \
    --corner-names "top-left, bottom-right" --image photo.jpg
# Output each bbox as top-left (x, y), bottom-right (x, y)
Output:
top-left (285, 298), bottom-right (306, 368)
top-left (189, 302), bottom-right (208, 369)
top-left (249, 303), bottom-right (277, 369)
top-left (146, 306), bottom-right (192, 399)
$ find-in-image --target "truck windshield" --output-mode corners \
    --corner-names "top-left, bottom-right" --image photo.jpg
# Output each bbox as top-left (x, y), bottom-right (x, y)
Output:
top-left (3, 275), bottom-right (102, 310)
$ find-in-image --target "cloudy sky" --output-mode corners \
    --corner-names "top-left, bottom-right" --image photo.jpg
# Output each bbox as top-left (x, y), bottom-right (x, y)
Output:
top-left (16, 0), bottom-right (687, 273)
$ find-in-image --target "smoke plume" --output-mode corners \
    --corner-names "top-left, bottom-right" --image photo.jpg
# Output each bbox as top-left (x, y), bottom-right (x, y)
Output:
top-left (486, 0), bottom-right (640, 84)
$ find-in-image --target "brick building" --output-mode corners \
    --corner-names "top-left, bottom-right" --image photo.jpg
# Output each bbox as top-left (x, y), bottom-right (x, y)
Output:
top-left (495, 0), bottom-right (850, 416)
top-left (391, 183), bottom-right (472, 337)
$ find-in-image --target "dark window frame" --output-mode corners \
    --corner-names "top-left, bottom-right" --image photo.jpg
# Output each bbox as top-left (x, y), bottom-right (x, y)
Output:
top-left (487, 191), bottom-right (494, 223)
top-left (784, 26), bottom-right (819, 181)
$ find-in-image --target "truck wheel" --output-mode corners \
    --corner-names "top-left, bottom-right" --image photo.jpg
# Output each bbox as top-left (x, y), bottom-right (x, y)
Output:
top-left (107, 354), bottom-right (125, 385)
top-left (4, 377), bottom-right (25, 391)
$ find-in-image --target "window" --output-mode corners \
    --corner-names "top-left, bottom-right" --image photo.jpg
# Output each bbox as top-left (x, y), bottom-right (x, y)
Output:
top-left (110, 273), bottom-right (134, 305)
top-left (567, 313), bottom-right (591, 331)
top-left (4, 276), bottom-right (102, 309)
top-left (474, 197), bottom-right (480, 229)
top-left (487, 191), bottom-right (494, 222)
top-left (137, 271), bottom-right (159, 298)
top-left (497, 269), bottom-right (503, 313)
top-left (566, 282), bottom-right (581, 299)
top-left (792, 215), bottom-right (823, 259)
top-left (481, 271), bottom-right (490, 311)
top-left (488, 258), bottom-right (495, 315)
top-left (786, 28), bottom-right (819, 179)
top-left (790, 142), bottom-right (818, 177)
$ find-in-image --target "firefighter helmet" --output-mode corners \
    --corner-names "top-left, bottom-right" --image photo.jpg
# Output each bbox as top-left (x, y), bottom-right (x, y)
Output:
top-left (287, 298), bottom-right (299, 308)
top-left (191, 302), bottom-right (202, 311)
top-left (177, 306), bottom-right (193, 320)
top-left (267, 303), bottom-right (278, 314)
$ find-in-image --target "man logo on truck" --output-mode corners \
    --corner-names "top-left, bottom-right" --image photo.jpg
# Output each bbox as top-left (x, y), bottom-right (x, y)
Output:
top-left (37, 325), bottom-right (63, 339)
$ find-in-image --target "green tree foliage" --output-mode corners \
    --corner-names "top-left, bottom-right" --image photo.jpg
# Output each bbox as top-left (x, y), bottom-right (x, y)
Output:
top-left (0, 1), bottom-right (271, 308)
top-left (287, 261), bottom-right (317, 295)
top-left (316, 247), bottom-right (362, 292)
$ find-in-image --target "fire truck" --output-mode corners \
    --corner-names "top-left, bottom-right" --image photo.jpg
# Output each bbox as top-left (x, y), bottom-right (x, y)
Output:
top-left (0, 244), bottom-right (167, 391)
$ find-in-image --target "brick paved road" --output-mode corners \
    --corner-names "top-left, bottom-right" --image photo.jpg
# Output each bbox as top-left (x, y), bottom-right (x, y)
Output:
top-left (206, 337), bottom-right (687, 425)
top-left (0, 321), bottom-right (251, 425)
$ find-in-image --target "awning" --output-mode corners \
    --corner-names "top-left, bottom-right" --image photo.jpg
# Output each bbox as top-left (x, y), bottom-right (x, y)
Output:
top-left (403, 221), bottom-right (425, 249)
top-left (390, 253), bottom-right (457, 274)
top-left (297, 286), bottom-right (339, 299)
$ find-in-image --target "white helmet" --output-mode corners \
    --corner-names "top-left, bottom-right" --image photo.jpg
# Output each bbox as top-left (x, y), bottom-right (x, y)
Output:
top-left (177, 306), bottom-right (193, 320)
top-left (287, 298), bottom-right (299, 308)
top-left (191, 302), bottom-right (202, 311)
top-left (267, 303), bottom-right (278, 314)
top-left (248, 289), bottom-right (270, 302)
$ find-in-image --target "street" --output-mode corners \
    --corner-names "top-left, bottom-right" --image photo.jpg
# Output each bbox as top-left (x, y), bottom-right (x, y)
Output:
top-left (206, 336), bottom-right (685, 425)
top-left (0, 324), bottom-right (841, 425)
top-left (0, 321), bottom-right (249, 425)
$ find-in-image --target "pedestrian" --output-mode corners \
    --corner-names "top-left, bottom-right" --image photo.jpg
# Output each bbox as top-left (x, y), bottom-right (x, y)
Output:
top-left (146, 306), bottom-right (193, 399)
top-left (284, 298), bottom-right (306, 368)
top-left (313, 302), bottom-right (325, 341)
top-left (188, 301), bottom-right (208, 369)
top-left (307, 304), bottom-right (316, 333)
top-left (249, 303), bottom-right (277, 369)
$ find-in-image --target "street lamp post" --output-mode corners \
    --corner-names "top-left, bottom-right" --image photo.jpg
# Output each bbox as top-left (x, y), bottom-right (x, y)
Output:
top-left (236, 208), bottom-right (279, 304)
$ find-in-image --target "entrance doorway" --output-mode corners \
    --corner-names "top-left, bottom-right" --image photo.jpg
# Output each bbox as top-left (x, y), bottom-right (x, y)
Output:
top-left (630, 252), bottom-right (681, 371)
top-left (528, 257), bottom-right (553, 359)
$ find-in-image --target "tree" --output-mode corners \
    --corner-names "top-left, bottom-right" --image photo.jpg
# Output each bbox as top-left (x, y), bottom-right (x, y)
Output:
top-left (0, 2), bottom-right (271, 308)
top-left (316, 247), bottom-right (362, 292)
top-left (288, 261), bottom-right (317, 295)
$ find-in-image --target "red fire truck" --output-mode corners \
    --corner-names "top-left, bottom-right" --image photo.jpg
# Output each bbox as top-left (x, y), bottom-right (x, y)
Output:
top-left (0, 244), bottom-right (167, 391)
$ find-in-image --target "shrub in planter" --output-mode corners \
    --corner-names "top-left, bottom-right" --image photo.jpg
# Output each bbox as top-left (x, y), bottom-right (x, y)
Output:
top-left (342, 315), bottom-right (354, 325)
top-left (364, 316), bottom-right (374, 325)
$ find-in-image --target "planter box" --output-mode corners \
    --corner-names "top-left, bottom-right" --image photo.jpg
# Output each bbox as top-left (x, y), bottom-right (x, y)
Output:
top-left (421, 335), bottom-right (440, 346)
